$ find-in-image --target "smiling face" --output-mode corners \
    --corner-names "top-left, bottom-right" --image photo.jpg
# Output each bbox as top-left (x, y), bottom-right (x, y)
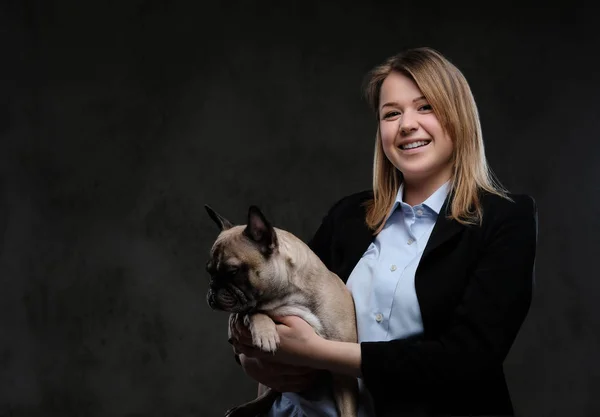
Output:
top-left (379, 70), bottom-right (454, 188)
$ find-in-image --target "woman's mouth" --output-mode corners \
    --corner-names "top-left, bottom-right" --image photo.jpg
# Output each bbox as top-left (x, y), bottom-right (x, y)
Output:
top-left (399, 140), bottom-right (431, 152)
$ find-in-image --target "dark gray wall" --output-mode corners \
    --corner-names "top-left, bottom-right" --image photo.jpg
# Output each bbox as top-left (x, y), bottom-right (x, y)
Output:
top-left (1, 1), bottom-right (598, 416)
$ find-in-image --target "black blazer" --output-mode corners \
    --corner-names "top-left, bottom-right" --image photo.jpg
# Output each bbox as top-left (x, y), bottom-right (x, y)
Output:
top-left (307, 189), bottom-right (538, 417)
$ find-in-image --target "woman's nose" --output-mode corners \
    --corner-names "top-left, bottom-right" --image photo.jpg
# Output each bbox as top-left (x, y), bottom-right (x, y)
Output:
top-left (399, 114), bottom-right (418, 135)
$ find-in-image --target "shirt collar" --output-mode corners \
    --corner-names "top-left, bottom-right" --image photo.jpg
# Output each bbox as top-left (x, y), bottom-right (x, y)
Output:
top-left (422, 180), bottom-right (451, 214)
top-left (391, 180), bottom-right (451, 215)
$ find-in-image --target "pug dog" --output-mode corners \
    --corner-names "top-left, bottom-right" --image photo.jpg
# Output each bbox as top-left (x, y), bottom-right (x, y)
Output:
top-left (204, 204), bottom-right (358, 417)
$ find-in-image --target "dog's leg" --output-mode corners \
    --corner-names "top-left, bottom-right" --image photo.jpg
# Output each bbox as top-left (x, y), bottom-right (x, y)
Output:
top-left (224, 385), bottom-right (279, 417)
top-left (244, 313), bottom-right (279, 353)
top-left (332, 373), bottom-right (358, 417)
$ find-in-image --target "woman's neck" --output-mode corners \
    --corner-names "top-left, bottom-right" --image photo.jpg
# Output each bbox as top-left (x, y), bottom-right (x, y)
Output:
top-left (402, 175), bottom-right (451, 206)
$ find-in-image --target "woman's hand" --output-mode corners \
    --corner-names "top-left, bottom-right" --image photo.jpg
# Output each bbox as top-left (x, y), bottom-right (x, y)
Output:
top-left (238, 354), bottom-right (320, 393)
top-left (230, 315), bottom-right (323, 392)
top-left (233, 315), bottom-right (324, 368)
top-left (232, 314), bottom-right (362, 379)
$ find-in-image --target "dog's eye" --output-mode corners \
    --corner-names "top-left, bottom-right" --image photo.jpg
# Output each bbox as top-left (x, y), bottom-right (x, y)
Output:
top-left (226, 268), bottom-right (239, 276)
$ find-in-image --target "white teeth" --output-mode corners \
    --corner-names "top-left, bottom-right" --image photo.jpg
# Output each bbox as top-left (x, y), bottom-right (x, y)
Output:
top-left (401, 140), bottom-right (430, 150)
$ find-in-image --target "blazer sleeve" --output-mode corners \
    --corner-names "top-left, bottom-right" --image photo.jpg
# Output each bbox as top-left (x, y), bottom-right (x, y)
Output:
top-left (360, 195), bottom-right (538, 398)
top-left (306, 200), bottom-right (340, 270)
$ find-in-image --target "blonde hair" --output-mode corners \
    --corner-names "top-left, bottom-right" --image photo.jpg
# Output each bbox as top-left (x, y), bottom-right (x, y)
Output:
top-left (362, 47), bottom-right (510, 234)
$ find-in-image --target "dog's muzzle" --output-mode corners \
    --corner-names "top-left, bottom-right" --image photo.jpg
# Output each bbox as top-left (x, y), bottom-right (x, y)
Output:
top-left (207, 285), bottom-right (239, 311)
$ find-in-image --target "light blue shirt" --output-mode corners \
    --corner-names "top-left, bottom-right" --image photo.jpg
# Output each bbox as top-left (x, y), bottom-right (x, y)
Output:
top-left (266, 181), bottom-right (451, 417)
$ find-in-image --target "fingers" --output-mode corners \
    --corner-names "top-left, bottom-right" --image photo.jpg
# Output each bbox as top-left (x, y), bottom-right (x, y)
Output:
top-left (232, 340), bottom-right (262, 358)
top-left (239, 355), bottom-right (318, 393)
top-left (269, 363), bottom-right (315, 376)
top-left (235, 319), bottom-right (252, 338)
top-left (252, 357), bottom-right (318, 379)
top-left (229, 322), bottom-right (252, 358)
top-left (230, 318), bottom-right (252, 346)
top-left (240, 354), bottom-right (317, 378)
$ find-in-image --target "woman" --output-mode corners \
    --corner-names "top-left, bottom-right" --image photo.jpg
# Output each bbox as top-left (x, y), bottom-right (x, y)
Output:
top-left (231, 47), bottom-right (538, 416)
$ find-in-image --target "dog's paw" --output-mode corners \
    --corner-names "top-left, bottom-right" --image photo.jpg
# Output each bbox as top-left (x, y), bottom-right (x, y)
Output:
top-left (245, 315), bottom-right (279, 353)
top-left (253, 327), bottom-right (280, 353)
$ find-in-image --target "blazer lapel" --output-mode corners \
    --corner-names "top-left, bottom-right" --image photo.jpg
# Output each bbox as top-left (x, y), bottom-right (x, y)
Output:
top-left (421, 196), bottom-right (464, 263)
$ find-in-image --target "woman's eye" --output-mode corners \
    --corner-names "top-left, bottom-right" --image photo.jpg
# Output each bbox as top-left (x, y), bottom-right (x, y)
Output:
top-left (419, 104), bottom-right (432, 111)
top-left (383, 111), bottom-right (400, 119)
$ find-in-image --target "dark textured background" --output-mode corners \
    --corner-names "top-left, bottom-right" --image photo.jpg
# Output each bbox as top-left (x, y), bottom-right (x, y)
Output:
top-left (1, 1), bottom-right (598, 416)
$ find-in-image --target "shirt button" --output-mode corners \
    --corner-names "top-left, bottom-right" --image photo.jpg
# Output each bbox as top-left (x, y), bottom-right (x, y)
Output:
top-left (390, 264), bottom-right (397, 271)
top-left (416, 209), bottom-right (423, 216)
top-left (407, 238), bottom-right (414, 245)
top-left (375, 313), bottom-right (383, 322)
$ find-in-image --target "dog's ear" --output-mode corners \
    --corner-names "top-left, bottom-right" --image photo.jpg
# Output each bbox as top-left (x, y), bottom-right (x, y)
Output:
top-left (205, 205), bottom-right (233, 231)
top-left (244, 205), bottom-right (278, 255)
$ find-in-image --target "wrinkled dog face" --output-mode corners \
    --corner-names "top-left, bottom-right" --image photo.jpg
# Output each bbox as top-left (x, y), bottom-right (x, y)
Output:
top-left (204, 205), bottom-right (288, 313)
